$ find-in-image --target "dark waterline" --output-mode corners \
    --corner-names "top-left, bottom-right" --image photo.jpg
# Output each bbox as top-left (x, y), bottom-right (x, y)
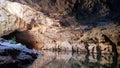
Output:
top-left (28, 51), bottom-right (120, 68)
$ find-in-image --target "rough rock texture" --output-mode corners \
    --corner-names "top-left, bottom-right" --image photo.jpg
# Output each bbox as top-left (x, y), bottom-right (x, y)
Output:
top-left (9, 0), bottom-right (120, 16)
top-left (8, 0), bottom-right (120, 22)
top-left (14, 21), bottom-right (120, 54)
top-left (0, 0), bottom-right (120, 55)
top-left (0, 1), bottom-right (27, 37)
top-left (0, 38), bottom-right (41, 68)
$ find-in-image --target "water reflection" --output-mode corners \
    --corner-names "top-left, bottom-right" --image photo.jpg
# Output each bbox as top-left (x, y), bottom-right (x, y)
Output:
top-left (29, 51), bottom-right (120, 68)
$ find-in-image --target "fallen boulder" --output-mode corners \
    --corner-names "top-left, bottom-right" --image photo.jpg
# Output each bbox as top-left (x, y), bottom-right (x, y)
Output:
top-left (0, 38), bottom-right (42, 68)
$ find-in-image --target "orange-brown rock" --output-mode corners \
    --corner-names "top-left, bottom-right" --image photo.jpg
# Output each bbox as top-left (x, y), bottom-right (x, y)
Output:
top-left (0, 0), bottom-right (120, 55)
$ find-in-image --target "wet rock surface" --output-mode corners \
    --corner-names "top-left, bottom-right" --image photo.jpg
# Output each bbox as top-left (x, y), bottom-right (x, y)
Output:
top-left (0, 38), bottom-right (42, 68)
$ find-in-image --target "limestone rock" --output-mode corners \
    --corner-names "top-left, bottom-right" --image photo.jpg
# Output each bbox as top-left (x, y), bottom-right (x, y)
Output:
top-left (0, 1), bottom-right (28, 36)
top-left (0, 0), bottom-right (120, 54)
top-left (8, 0), bottom-right (120, 22)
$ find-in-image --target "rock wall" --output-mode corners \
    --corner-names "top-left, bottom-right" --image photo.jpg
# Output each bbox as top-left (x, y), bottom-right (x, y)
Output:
top-left (0, 1), bottom-right (28, 36)
top-left (8, 0), bottom-right (120, 19)
top-left (0, 0), bottom-right (120, 55)
top-left (8, 0), bottom-right (120, 27)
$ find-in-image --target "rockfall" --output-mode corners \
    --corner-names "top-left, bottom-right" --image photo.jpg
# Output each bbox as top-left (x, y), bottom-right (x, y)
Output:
top-left (0, 0), bottom-right (120, 54)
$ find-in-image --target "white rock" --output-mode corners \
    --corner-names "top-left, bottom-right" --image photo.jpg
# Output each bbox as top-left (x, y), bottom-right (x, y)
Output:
top-left (0, 0), bottom-right (6, 7)
top-left (0, 10), bottom-right (7, 22)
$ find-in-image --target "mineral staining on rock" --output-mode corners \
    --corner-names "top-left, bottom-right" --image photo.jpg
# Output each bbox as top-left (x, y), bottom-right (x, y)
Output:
top-left (9, 1), bottom-right (119, 55)
top-left (0, 0), bottom-right (120, 55)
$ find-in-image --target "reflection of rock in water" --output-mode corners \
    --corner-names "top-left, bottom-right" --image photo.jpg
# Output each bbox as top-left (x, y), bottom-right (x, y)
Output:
top-left (29, 51), bottom-right (120, 68)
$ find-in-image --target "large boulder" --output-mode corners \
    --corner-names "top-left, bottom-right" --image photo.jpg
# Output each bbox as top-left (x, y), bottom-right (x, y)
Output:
top-left (0, 38), bottom-right (42, 68)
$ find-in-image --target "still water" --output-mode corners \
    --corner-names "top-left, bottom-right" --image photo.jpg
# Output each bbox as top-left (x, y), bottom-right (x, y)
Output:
top-left (29, 51), bottom-right (120, 68)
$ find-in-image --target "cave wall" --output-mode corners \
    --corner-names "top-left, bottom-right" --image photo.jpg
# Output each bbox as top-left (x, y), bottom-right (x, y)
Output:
top-left (9, 0), bottom-right (120, 19)
top-left (1, 0), bottom-right (119, 54)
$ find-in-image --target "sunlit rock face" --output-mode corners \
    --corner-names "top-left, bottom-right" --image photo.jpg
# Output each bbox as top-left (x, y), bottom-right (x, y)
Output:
top-left (5, 1), bottom-right (54, 25)
top-left (0, 0), bottom-right (120, 54)
top-left (0, 7), bottom-right (16, 36)
top-left (0, 1), bottom-right (28, 37)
